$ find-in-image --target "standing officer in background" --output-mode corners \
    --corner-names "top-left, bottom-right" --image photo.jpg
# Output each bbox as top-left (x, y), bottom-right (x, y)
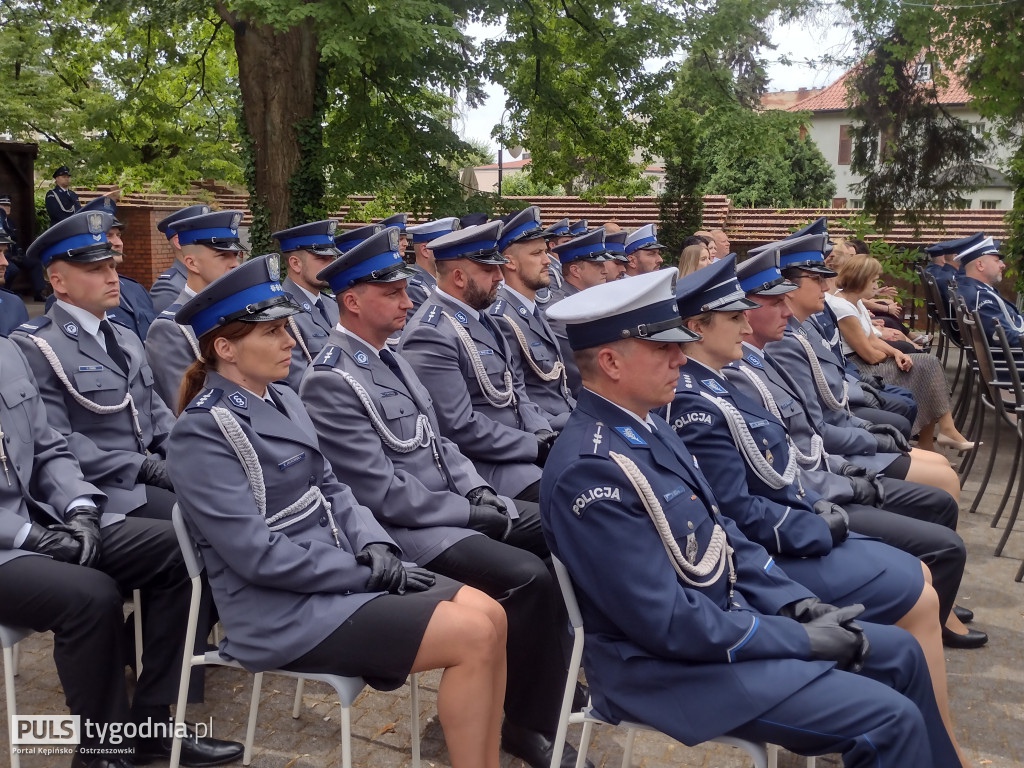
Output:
top-left (541, 269), bottom-right (962, 768)
top-left (300, 229), bottom-right (588, 768)
top-left (144, 210), bottom-right (244, 411)
top-left (622, 223), bottom-right (667, 276)
top-left (72, 196), bottom-right (157, 339)
top-left (149, 203), bottom-right (212, 314)
top-left (399, 221), bottom-right (556, 502)
top-left (45, 165), bottom-right (81, 226)
top-left (271, 219), bottom-right (341, 389)
top-left (0, 220), bottom-right (29, 336)
top-left (405, 217), bottom-right (460, 321)
top-left (490, 207), bottom-right (576, 429)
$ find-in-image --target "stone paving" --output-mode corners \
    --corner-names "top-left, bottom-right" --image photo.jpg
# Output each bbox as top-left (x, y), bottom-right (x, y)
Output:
top-left (3, 313), bottom-right (1023, 767)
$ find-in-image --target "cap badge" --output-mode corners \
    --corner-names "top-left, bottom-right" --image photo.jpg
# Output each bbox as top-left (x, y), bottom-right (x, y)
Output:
top-left (87, 212), bottom-right (105, 236)
top-left (267, 253), bottom-right (281, 282)
top-left (388, 228), bottom-right (400, 251)
top-left (327, 220), bottom-right (338, 235)
top-left (230, 212), bottom-right (242, 232)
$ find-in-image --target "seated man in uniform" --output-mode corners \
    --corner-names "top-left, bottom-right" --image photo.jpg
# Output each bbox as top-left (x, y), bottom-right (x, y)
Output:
top-left (952, 234), bottom-right (1024, 355)
top-left (404, 217), bottom-right (458, 320)
top-left (148, 204), bottom-right (211, 314)
top-left (541, 268), bottom-right (964, 767)
top-left (5, 214), bottom-right (242, 768)
top-left (398, 221), bottom-right (556, 502)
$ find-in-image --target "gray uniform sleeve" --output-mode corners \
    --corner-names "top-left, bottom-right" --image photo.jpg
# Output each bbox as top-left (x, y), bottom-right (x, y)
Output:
top-left (144, 318), bottom-right (197, 413)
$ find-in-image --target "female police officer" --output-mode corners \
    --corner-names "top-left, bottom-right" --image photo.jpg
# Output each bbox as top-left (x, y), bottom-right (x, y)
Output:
top-left (165, 254), bottom-right (507, 768)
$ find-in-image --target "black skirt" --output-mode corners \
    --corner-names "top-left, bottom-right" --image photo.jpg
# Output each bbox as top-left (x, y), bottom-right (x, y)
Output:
top-left (282, 574), bottom-right (463, 690)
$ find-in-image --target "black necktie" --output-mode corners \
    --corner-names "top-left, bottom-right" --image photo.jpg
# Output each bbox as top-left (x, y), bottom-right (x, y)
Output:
top-left (315, 297), bottom-right (332, 326)
top-left (99, 320), bottom-right (129, 375)
top-left (379, 348), bottom-right (407, 386)
top-left (478, 312), bottom-right (500, 343)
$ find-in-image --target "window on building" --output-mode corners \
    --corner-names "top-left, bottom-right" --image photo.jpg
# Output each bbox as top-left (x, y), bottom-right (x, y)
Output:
top-left (981, 200), bottom-right (1001, 209)
top-left (915, 62), bottom-right (933, 82)
top-left (847, 199), bottom-right (864, 209)
top-left (838, 125), bottom-right (852, 165)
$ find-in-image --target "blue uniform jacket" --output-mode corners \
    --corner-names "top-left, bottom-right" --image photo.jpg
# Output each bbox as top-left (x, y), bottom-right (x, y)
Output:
top-left (954, 274), bottom-right (1024, 347)
top-left (110, 276), bottom-right (157, 340)
top-left (540, 389), bottom-right (831, 746)
top-left (0, 287), bottom-right (29, 337)
top-left (167, 371), bottom-right (397, 672)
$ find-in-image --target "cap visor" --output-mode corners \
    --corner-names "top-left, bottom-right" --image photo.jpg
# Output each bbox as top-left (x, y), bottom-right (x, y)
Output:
top-left (651, 326), bottom-right (701, 343)
top-left (209, 242), bottom-right (246, 252)
top-left (239, 297), bottom-right (304, 324)
top-left (308, 245), bottom-right (342, 257)
top-left (749, 280), bottom-right (797, 296)
top-left (467, 253), bottom-right (510, 265)
top-left (368, 264), bottom-right (419, 283)
top-left (61, 246), bottom-right (116, 264)
top-left (713, 296), bottom-right (761, 311)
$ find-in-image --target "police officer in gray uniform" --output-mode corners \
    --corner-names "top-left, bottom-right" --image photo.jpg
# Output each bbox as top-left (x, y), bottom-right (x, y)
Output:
top-left (144, 210), bottom-right (244, 412)
top-left (299, 229), bottom-right (587, 768)
top-left (398, 221), bottom-right (556, 501)
top-left (405, 217), bottom-right (459, 321)
top-left (490, 207), bottom-right (576, 429)
top-left (534, 217), bottom-right (570, 306)
top-left (272, 219), bottom-right (341, 390)
top-left (148, 204), bottom-right (211, 314)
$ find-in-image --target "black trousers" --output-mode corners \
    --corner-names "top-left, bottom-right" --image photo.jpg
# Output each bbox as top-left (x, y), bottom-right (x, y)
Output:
top-left (0, 517), bottom-right (192, 751)
top-left (847, 477), bottom-right (966, 624)
top-left (424, 503), bottom-right (568, 735)
top-left (851, 404), bottom-right (913, 437)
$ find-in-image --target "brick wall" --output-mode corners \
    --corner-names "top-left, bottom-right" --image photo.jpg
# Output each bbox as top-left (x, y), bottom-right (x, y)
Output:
top-left (117, 206), bottom-right (178, 289)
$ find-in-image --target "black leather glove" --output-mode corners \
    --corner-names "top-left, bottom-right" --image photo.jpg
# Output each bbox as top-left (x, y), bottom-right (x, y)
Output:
top-left (846, 476), bottom-right (879, 506)
top-left (22, 523), bottom-right (82, 563)
top-left (355, 543), bottom-right (406, 594)
top-left (54, 506), bottom-right (103, 567)
top-left (403, 567), bottom-right (436, 593)
top-left (836, 462), bottom-right (869, 479)
top-left (802, 603), bottom-right (870, 672)
top-left (858, 382), bottom-right (882, 408)
top-left (866, 423), bottom-right (911, 453)
top-left (466, 486), bottom-right (507, 515)
top-left (812, 499), bottom-right (850, 546)
top-left (534, 429), bottom-right (558, 467)
top-left (859, 373), bottom-right (885, 390)
top-left (468, 505), bottom-right (513, 541)
top-left (137, 457), bottom-right (174, 491)
top-left (779, 596), bottom-right (842, 623)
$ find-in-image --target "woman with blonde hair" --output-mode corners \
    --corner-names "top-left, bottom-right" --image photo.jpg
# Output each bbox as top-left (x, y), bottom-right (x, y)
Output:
top-left (829, 254), bottom-right (972, 451)
top-left (677, 241), bottom-right (712, 277)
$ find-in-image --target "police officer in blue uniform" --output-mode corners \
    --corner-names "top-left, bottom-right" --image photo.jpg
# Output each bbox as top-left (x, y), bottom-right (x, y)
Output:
top-left (68, 196), bottom-right (157, 339)
top-left (1, 192), bottom-right (46, 302)
top-left (148, 203), bottom-right (211, 314)
top-left (491, 207), bottom-right (576, 429)
top-left (168, 254), bottom-right (507, 768)
top-left (8, 211), bottom-right (245, 767)
top-left (379, 212), bottom-right (409, 254)
top-left (144, 210), bottom-right (244, 411)
top-left (271, 219), bottom-right (342, 389)
top-left (398, 221), bottom-right (555, 501)
top-left (924, 234), bottom-right (974, 313)
top-left (952, 234), bottom-right (1024, 348)
top-left (0, 221), bottom-right (29, 336)
top-left (541, 268), bottom-right (962, 767)
top-left (600, 229), bottom-right (628, 281)
top-left (299, 229), bottom-right (587, 768)
top-left (45, 165), bottom-right (81, 225)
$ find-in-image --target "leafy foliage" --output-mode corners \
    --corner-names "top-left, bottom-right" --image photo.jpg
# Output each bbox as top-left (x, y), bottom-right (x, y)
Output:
top-left (500, 171), bottom-right (565, 197)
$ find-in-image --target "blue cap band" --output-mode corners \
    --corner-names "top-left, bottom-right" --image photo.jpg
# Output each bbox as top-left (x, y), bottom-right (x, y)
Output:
top-left (326, 249), bottom-right (404, 291)
top-left (565, 299), bottom-right (680, 350)
top-left (434, 239), bottom-right (499, 261)
top-left (739, 265), bottom-right (782, 292)
top-left (41, 232), bottom-right (108, 264)
top-left (605, 242), bottom-right (625, 255)
top-left (779, 249), bottom-right (824, 268)
top-left (279, 234), bottom-right (336, 251)
top-left (190, 281), bottom-right (286, 336)
top-left (498, 220), bottom-right (543, 251)
top-left (557, 242), bottom-right (606, 263)
top-left (178, 227), bottom-right (239, 246)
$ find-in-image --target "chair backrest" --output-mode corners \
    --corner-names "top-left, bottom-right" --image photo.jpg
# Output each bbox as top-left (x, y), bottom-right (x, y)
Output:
top-left (992, 320), bottom-right (1024, 406)
top-left (171, 503), bottom-right (205, 580)
top-left (551, 556), bottom-right (584, 631)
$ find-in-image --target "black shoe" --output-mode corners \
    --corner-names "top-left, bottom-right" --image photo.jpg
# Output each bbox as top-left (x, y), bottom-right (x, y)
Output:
top-left (952, 604), bottom-right (974, 624)
top-left (572, 682), bottom-right (590, 711)
top-left (134, 730), bottom-right (243, 767)
top-left (70, 753), bottom-right (134, 768)
top-left (501, 720), bottom-right (594, 768)
top-left (941, 626), bottom-right (988, 649)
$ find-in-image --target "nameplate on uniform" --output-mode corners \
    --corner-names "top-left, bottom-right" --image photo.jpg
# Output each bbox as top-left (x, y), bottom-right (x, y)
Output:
top-left (572, 486), bottom-right (620, 516)
top-left (479, 348), bottom-right (494, 355)
top-left (700, 378), bottom-right (727, 395)
top-left (78, 365), bottom-right (104, 372)
top-left (228, 391), bottom-right (248, 409)
top-left (614, 425), bottom-right (647, 445)
top-left (663, 485), bottom-right (688, 502)
top-left (744, 353), bottom-right (764, 369)
top-left (747, 419), bottom-right (769, 429)
top-left (278, 453), bottom-right (306, 470)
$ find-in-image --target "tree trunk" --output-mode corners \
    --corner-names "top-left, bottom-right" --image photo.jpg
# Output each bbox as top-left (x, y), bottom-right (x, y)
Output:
top-left (228, 13), bottom-right (319, 236)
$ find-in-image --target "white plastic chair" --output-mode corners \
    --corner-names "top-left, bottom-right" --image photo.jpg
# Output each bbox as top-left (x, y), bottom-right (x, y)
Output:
top-left (2, 623), bottom-right (35, 768)
top-left (549, 556), bottom-right (814, 768)
top-left (168, 504), bottom-right (421, 768)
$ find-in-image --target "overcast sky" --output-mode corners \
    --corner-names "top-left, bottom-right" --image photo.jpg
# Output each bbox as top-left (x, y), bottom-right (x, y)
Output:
top-left (460, 13), bottom-right (856, 161)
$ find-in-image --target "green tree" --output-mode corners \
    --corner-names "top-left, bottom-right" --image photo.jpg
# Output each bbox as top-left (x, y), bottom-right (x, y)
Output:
top-left (500, 171), bottom-right (565, 197)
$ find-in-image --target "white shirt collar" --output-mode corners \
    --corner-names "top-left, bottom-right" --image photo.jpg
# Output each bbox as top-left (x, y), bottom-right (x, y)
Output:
top-left (434, 288), bottom-right (480, 319)
top-left (502, 284), bottom-right (536, 314)
top-left (55, 300), bottom-right (105, 340)
top-left (585, 388), bottom-right (656, 432)
top-left (688, 357), bottom-right (725, 378)
top-left (292, 282), bottom-right (323, 308)
top-left (336, 324), bottom-right (381, 359)
top-left (180, 285), bottom-right (197, 300)
top-left (741, 340), bottom-right (765, 356)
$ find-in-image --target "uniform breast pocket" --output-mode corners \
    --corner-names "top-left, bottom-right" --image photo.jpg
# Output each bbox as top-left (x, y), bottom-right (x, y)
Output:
top-left (0, 376), bottom-right (39, 443)
top-left (661, 487), bottom-right (717, 559)
top-left (72, 370), bottom-right (125, 408)
top-left (528, 342), bottom-right (555, 365)
top-left (378, 392), bottom-right (421, 437)
top-left (478, 348), bottom-right (508, 381)
top-left (139, 365), bottom-right (155, 388)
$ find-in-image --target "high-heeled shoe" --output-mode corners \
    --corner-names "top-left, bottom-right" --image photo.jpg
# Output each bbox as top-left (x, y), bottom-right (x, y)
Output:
top-left (936, 433), bottom-right (978, 451)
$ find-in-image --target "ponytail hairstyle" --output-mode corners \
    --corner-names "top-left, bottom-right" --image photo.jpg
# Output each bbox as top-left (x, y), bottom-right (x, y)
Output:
top-left (176, 320), bottom-right (260, 413)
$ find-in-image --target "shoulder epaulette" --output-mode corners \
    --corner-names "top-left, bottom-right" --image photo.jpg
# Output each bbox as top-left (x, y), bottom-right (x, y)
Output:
top-left (489, 299), bottom-right (506, 316)
top-left (155, 269), bottom-right (178, 281)
top-left (579, 421), bottom-right (611, 458)
top-left (312, 344), bottom-right (342, 369)
top-left (421, 304), bottom-right (442, 326)
top-left (186, 387), bottom-right (223, 412)
top-left (14, 316), bottom-right (51, 335)
top-left (158, 303), bottom-right (182, 320)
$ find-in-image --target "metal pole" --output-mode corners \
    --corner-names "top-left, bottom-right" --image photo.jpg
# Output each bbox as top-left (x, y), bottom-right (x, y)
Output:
top-left (498, 148), bottom-right (503, 196)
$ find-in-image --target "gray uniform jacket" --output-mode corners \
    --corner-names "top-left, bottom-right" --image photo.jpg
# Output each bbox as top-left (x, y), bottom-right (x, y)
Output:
top-left (144, 290), bottom-right (199, 413)
top-left (405, 265), bottom-right (437, 324)
top-left (0, 337), bottom-right (106, 567)
top-left (490, 285), bottom-right (575, 430)
top-left (299, 330), bottom-right (483, 564)
top-left (11, 306), bottom-right (175, 517)
top-left (148, 260), bottom-right (188, 315)
top-left (398, 292), bottom-right (549, 498)
top-left (540, 281), bottom-right (582, 396)
top-left (281, 277), bottom-right (339, 392)
top-left (167, 372), bottom-right (397, 671)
